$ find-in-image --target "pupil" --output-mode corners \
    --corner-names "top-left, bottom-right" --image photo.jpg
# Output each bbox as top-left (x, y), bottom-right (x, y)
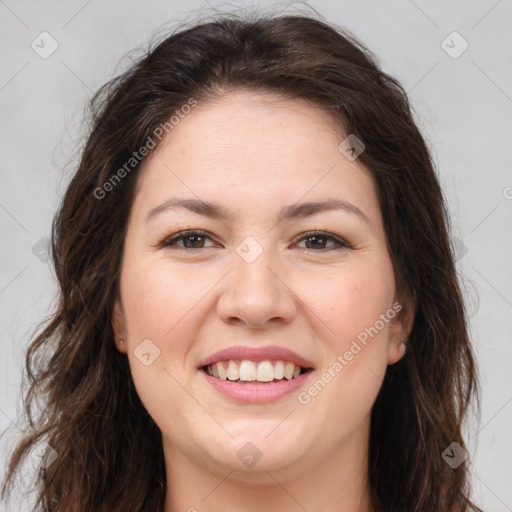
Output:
top-left (307, 235), bottom-right (325, 249)
top-left (184, 235), bottom-right (203, 248)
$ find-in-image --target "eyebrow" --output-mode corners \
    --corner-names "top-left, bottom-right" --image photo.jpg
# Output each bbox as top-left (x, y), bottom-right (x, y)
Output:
top-left (145, 197), bottom-right (373, 228)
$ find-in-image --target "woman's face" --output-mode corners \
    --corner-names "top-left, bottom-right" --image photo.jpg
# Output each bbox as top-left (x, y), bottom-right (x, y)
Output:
top-left (113, 90), bottom-right (410, 479)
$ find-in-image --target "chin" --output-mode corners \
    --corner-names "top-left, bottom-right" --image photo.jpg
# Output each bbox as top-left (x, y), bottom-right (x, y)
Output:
top-left (196, 427), bottom-right (310, 474)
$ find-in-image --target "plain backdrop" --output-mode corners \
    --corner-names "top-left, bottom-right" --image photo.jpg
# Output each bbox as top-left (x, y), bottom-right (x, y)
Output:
top-left (1, 1), bottom-right (511, 510)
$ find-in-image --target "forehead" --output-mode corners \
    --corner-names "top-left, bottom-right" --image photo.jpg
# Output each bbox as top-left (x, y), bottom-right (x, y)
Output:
top-left (131, 90), bottom-right (380, 225)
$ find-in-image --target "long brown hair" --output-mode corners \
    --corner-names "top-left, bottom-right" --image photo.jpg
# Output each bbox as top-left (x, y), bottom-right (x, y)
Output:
top-left (1, 9), bottom-right (482, 512)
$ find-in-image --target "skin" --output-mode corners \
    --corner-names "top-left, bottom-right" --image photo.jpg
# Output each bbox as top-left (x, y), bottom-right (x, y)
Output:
top-left (112, 90), bottom-right (413, 512)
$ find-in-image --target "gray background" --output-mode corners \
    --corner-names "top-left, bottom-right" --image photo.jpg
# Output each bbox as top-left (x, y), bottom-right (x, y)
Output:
top-left (1, 0), bottom-right (511, 510)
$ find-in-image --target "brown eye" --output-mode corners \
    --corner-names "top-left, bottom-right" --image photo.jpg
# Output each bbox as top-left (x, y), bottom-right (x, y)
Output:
top-left (161, 230), bottom-right (216, 249)
top-left (295, 231), bottom-right (350, 251)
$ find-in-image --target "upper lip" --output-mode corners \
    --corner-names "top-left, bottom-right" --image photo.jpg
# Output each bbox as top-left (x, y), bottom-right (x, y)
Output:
top-left (197, 345), bottom-right (314, 369)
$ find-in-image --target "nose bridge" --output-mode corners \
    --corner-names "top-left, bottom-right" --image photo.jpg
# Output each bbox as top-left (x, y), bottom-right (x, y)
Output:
top-left (217, 235), bottom-right (296, 326)
top-left (234, 234), bottom-right (281, 300)
top-left (236, 240), bottom-right (275, 291)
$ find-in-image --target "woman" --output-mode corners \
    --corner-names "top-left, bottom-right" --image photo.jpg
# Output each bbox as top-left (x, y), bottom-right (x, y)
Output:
top-left (1, 10), bottom-right (482, 512)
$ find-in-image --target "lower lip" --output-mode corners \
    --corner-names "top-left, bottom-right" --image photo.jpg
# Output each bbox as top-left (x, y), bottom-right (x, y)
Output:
top-left (200, 369), bottom-right (313, 403)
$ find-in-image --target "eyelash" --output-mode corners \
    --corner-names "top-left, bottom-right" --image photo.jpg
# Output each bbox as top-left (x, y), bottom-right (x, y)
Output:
top-left (159, 229), bottom-right (351, 252)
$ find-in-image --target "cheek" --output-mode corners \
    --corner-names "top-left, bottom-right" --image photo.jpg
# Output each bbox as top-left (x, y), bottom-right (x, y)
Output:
top-left (301, 257), bottom-right (396, 349)
top-left (298, 265), bottom-right (395, 424)
top-left (119, 261), bottom-right (208, 433)
top-left (297, 257), bottom-right (395, 400)
top-left (121, 259), bottom-right (204, 341)
top-left (292, 257), bottom-right (396, 444)
top-left (119, 262), bottom-right (198, 399)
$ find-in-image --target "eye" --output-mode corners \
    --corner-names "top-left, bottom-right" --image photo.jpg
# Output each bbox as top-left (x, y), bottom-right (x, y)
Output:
top-left (293, 230), bottom-right (351, 251)
top-left (160, 230), bottom-right (216, 249)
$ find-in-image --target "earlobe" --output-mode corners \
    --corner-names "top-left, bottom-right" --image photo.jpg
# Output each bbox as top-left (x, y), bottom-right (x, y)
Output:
top-left (387, 299), bottom-right (414, 365)
top-left (112, 299), bottom-right (128, 353)
top-left (388, 339), bottom-right (408, 365)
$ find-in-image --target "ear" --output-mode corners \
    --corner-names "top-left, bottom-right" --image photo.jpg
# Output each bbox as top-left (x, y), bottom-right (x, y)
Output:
top-left (387, 297), bottom-right (415, 365)
top-left (112, 298), bottom-right (128, 354)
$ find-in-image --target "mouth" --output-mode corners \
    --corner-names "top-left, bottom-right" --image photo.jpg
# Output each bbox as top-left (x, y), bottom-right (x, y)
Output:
top-left (197, 345), bottom-right (315, 402)
top-left (200, 359), bottom-right (313, 384)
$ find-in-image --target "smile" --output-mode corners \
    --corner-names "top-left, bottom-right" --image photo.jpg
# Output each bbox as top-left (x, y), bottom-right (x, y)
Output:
top-left (203, 359), bottom-right (310, 384)
top-left (197, 345), bottom-right (315, 402)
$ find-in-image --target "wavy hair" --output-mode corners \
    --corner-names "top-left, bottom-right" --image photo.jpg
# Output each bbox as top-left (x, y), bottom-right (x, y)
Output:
top-left (1, 9), bottom-right (481, 512)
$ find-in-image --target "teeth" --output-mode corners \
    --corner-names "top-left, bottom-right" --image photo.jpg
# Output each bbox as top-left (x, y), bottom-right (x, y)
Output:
top-left (217, 361), bottom-right (227, 380)
top-left (227, 360), bottom-right (239, 381)
top-left (284, 362), bottom-right (295, 380)
top-left (257, 361), bottom-right (274, 382)
top-left (239, 360), bottom-right (256, 381)
top-left (205, 359), bottom-right (305, 383)
top-left (274, 360), bottom-right (285, 379)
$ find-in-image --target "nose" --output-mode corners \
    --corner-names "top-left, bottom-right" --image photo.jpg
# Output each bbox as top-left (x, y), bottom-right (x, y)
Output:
top-left (216, 243), bottom-right (297, 329)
